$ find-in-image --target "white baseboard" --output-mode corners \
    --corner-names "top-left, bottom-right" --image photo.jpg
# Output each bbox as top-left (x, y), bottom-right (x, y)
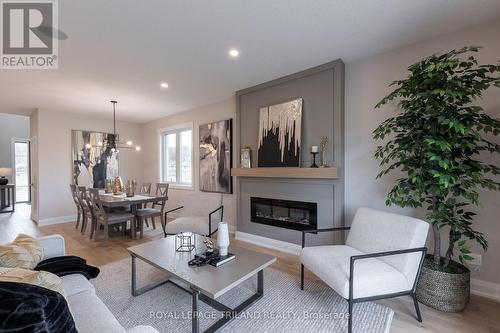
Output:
top-left (471, 278), bottom-right (500, 302)
top-left (38, 215), bottom-right (76, 226)
top-left (235, 231), bottom-right (301, 255)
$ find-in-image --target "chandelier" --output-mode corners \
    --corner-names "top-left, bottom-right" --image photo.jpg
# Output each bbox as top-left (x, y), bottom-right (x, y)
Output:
top-left (86, 101), bottom-right (141, 153)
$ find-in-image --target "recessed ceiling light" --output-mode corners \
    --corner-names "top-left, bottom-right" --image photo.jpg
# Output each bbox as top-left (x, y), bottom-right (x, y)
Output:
top-left (229, 49), bottom-right (239, 57)
top-left (160, 82), bottom-right (169, 88)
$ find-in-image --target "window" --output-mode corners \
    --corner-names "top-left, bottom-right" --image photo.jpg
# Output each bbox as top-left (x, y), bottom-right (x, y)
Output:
top-left (14, 141), bottom-right (30, 202)
top-left (161, 127), bottom-right (192, 187)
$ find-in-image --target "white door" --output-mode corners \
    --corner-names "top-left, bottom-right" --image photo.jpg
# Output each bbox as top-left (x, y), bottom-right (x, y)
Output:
top-left (30, 136), bottom-right (39, 222)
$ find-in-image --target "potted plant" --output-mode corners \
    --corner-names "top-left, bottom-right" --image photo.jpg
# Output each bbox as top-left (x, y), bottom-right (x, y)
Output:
top-left (373, 47), bottom-right (500, 312)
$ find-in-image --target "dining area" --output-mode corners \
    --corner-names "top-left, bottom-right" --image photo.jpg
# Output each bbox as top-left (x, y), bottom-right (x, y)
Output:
top-left (70, 181), bottom-right (169, 245)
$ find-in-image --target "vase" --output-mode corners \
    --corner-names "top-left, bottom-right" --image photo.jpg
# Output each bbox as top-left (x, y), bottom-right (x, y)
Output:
top-left (217, 222), bottom-right (230, 256)
top-left (113, 176), bottom-right (123, 194)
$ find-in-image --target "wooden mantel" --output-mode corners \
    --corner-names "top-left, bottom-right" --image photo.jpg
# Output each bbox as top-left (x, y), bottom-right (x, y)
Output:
top-left (231, 167), bottom-right (338, 179)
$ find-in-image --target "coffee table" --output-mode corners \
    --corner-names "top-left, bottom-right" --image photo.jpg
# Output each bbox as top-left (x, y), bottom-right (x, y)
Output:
top-left (127, 234), bottom-right (276, 333)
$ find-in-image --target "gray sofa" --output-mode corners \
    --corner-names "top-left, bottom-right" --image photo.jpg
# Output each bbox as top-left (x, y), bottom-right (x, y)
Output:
top-left (37, 235), bottom-right (158, 333)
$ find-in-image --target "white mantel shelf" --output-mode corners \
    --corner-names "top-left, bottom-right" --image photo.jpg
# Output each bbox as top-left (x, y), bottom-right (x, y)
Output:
top-left (231, 167), bottom-right (338, 179)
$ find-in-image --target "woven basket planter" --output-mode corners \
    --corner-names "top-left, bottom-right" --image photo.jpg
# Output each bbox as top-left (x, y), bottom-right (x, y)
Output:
top-left (416, 255), bottom-right (470, 312)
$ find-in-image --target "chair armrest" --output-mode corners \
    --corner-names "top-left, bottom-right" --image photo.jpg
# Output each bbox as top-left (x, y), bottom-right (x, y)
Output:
top-left (37, 234), bottom-right (65, 259)
top-left (301, 227), bottom-right (350, 248)
top-left (349, 247), bottom-right (427, 301)
top-left (165, 205), bottom-right (184, 215)
top-left (208, 205), bottom-right (224, 237)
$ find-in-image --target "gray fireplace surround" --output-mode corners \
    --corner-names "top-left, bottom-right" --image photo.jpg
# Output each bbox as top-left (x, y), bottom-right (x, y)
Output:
top-left (234, 59), bottom-right (345, 251)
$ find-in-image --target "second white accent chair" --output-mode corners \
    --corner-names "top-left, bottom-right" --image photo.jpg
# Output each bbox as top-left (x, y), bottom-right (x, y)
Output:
top-left (300, 207), bottom-right (429, 333)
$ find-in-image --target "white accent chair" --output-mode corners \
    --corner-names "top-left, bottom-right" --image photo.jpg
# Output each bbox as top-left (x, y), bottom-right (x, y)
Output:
top-left (300, 207), bottom-right (429, 333)
top-left (36, 235), bottom-right (158, 333)
top-left (164, 193), bottom-right (223, 237)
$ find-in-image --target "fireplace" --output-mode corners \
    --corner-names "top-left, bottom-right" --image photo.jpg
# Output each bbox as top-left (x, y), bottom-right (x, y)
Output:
top-left (250, 197), bottom-right (317, 231)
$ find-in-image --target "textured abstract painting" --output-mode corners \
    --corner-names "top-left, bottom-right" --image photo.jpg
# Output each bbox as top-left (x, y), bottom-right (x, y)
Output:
top-left (258, 98), bottom-right (303, 167)
top-left (72, 130), bottom-right (119, 188)
top-left (199, 119), bottom-right (232, 193)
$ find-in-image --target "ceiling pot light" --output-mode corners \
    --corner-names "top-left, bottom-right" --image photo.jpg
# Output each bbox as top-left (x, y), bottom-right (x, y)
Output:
top-left (229, 49), bottom-right (239, 57)
top-left (160, 82), bottom-right (169, 88)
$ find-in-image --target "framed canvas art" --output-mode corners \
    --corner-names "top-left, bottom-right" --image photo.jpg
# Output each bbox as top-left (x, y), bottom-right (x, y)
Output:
top-left (72, 130), bottom-right (119, 188)
top-left (199, 119), bottom-right (232, 193)
top-left (258, 98), bottom-right (303, 167)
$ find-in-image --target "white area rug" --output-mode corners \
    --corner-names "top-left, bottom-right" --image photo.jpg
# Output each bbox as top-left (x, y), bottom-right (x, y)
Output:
top-left (92, 258), bottom-right (393, 333)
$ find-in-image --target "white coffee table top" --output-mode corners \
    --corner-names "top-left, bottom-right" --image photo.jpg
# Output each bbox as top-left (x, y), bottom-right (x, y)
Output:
top-left (127, 234), bottom-right (276, 299)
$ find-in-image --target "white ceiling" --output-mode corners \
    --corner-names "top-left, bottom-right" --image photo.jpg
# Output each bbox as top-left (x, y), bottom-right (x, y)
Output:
top-left (1, 0), bottom-right (500, 123)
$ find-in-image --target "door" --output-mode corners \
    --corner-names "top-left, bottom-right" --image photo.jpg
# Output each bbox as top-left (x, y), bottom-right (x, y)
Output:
top-left (30, 136), bottom-right (39, 222)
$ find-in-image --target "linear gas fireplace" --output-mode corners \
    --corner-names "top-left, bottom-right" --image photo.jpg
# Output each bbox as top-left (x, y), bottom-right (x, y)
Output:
top-left (250, 197), bottom-right (317, 231)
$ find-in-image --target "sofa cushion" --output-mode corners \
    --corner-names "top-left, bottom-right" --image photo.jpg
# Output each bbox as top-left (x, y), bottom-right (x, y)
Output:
top-left (166, 216), bottom-right (211, 235)
top-left (61, 273), bottom-right (95, 297)
top-left (301, 245), bottom-right (411, 299)
top-left (346, 207), bottom-right (428, 284)
top-left (68, 290), bottom-right (126, 333)
top-left (0, 234), bottom-right (44, 269)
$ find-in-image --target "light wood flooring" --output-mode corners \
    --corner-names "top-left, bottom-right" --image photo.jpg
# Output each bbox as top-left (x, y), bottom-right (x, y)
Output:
top-left (1, 204), bottom-right (499, 332)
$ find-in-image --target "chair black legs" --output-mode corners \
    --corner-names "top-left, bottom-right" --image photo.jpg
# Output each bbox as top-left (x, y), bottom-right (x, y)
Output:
top-left (300, 264), bottom-right (304, 290)
top-left (348, 299), bottom-right (353, 333)
top-left (412, 293), bottom-right (422, 322)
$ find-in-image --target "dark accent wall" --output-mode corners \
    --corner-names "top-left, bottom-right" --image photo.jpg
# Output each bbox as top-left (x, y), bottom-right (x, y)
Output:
top-left (234, 59), bottom-right (345, 245)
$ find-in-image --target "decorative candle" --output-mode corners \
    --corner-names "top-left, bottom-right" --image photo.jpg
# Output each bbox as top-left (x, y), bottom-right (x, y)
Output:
top-left (311, 146), bottom-right (319, 153)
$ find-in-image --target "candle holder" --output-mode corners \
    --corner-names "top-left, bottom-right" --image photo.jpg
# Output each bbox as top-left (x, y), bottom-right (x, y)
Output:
top-left (310, 152), bottom-right (319, 168)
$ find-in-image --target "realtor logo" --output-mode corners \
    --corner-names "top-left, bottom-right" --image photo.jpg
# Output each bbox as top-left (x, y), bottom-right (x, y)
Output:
top-left (1, 0), bottom-right (58, 69)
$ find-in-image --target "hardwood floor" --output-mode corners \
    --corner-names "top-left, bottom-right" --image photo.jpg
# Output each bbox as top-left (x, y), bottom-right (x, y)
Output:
top-left (1, 204), bottom-right (499, 332)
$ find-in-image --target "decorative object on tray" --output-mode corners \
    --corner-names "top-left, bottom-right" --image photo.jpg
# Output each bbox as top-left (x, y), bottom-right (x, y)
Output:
top-left (104, 179), bottom-right (113, 193)
top-left (112, 176), bottom-right (123, 195)
top-left (125, 180), bottom-right (137, 197)
top-left (188, 249), bottom-right (235, 267)
top-left (258, 98), bottom-right (303, 167)
top-left (199, 119), bottom-right (233, 194)
top-left (310, 146), bottom-right (319, 168)
top-left (72, 130), bottom-right (119, 188)
top-left (175, 232), bottom-right (195, 252)
top-left (0, 168), bottom-right (12, 185)
top-left (203, 238), bottom-right (214, 253)
top-left (216, 222), bottom-right (230, 256)
top-left (320, 136), bottom-right (329, 167)
top-left (240, 147), bottom-right (252, 168)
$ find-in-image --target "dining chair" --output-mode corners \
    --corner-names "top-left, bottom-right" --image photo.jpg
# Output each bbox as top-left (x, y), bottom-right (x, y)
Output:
top-left (88, 188), bottom-right (136, 245)
top-left (77, 186), bottom-right (98, 239)
top-left (134, 196), bottom-right (168, 238)
top-left (70, 184), bottom-right (83, 230)
top-left (139, 182), bottom-right (152, 227)
top-left (146, 183), bottom-right (169, 230)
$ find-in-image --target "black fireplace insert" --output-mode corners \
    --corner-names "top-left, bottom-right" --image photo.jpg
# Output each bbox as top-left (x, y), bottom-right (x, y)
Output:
top-left (250, 197), bottom-right (317, 231)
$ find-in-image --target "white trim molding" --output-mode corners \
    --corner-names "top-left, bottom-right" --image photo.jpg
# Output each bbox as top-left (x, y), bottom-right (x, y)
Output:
top-left (235, 231), bottom-right (302, 255)
top-left (471, 278), bottom-right (500, 302)
top-left (38, 215), bottom-right (76, 226)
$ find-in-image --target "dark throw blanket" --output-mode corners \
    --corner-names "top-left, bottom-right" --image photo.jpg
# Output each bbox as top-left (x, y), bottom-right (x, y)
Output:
top-left (0, 282), bottom-right (77, 333)
top-left (34, 256), bottom-right (100, 280)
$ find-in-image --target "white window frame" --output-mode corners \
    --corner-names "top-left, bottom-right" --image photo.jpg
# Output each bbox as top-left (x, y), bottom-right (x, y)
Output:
top-left (159, 122), bottom-right (194, 190)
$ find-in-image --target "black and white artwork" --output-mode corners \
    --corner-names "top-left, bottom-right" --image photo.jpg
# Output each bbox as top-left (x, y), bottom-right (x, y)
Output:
top-left (72, 130), bottom-right (119, 188)
top-left (199, 119), bottom-right (232, 193)
top-left (258, 98), bottom-right (303, 167)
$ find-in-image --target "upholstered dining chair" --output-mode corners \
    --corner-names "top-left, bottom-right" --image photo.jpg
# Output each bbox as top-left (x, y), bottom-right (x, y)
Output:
top-left (88, 188), bottom-right (136, 245)
top-left (70, 184), bottom-right (84, 230)
top-left (300, 207), bottom-right (429, 333)
top-left (134, 196), bottom-right (168, 238)
top-left (164, 193), bottom-right (223, 238)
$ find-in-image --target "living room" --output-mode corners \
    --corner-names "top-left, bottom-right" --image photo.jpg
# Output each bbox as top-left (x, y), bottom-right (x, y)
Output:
top-left (0, 1), bottom-right (499, 332)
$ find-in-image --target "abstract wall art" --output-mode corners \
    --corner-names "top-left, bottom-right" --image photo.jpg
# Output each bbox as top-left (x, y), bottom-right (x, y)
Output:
top-left (72, 130), bottom-right (119, 188)
top-left (199, 119), bottom-right (232, 193)
top-left (258, 98), bottom-right (303, 167)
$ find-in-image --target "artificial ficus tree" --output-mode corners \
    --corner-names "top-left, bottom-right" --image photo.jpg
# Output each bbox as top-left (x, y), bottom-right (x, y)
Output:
top-left (373, 47), bottom-right (500, 268)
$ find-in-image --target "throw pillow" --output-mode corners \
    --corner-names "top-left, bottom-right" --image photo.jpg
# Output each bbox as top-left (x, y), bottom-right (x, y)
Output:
top-left (0, 267), bottom-right (65, 297)
top-left (0, 281), bottom-right (76, 333)
top-left (0, 233), bottom-right (44, 269)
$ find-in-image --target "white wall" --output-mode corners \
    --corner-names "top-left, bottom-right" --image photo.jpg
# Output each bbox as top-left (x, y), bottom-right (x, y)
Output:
top-left (141, 98), bottom-right (236, 230)
top-left (35, 109), bottom-right (143, 223)
top-left (345, 20), bottom-right (500, 287)
top-left (0, 113), bottom-right (30, 183)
